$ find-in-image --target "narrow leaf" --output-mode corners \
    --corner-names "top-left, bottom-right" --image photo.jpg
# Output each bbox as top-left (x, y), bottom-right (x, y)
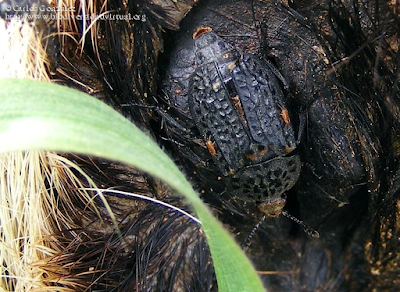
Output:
top-left (0, 78), bottom-right (265, 292)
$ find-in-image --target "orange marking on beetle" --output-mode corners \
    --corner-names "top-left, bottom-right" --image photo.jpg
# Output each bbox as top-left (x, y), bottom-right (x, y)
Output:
top-left (245, 152), bottom-right (257, 161)
top-left (245, 146), bottom-right (269, 161)
top-left (193, 26), bottom-right (212, 39)
top-left (279, 105), bottom-right (290, 126)
top-left (227, 61), bottom-right (237, 71)
top-left (284, 145), bottom-right (295, 154)
top-left (232, 95), bottom-right (246, 120)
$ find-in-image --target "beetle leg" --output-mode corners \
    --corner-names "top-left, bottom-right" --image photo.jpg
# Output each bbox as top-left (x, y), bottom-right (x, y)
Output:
top-left (122, 102), bottom-right (194, 134)
top-left (264, 58), bottom-right (290, 90)
top-left (296, 110), bottom-right (306, 144)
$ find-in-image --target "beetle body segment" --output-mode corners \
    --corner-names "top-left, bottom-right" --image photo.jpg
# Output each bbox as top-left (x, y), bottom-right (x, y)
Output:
top-left (231, 53), bottom-right (297, 155)
top-left (230, 156), bottom-right (301, 200)
top-left (189, 32), bottom-right (250, 174)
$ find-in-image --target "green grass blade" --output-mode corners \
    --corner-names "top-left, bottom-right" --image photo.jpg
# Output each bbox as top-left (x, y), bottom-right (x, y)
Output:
top-left (0, 78), bottom-right (265, 292)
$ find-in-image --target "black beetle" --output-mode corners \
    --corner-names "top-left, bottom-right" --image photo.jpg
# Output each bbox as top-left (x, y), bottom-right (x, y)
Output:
top-left (184, 26), bottom-right (303, 221)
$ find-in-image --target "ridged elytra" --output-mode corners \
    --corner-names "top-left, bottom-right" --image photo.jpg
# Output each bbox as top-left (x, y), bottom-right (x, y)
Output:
top-left (188, 27), bottom-right (302, 218)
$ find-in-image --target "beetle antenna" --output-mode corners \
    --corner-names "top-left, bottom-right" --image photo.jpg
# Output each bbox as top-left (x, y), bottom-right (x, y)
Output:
top-left (282, 210), bottom-right (320, 238)
top-left (242, 215), bottom-right (266, 251)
